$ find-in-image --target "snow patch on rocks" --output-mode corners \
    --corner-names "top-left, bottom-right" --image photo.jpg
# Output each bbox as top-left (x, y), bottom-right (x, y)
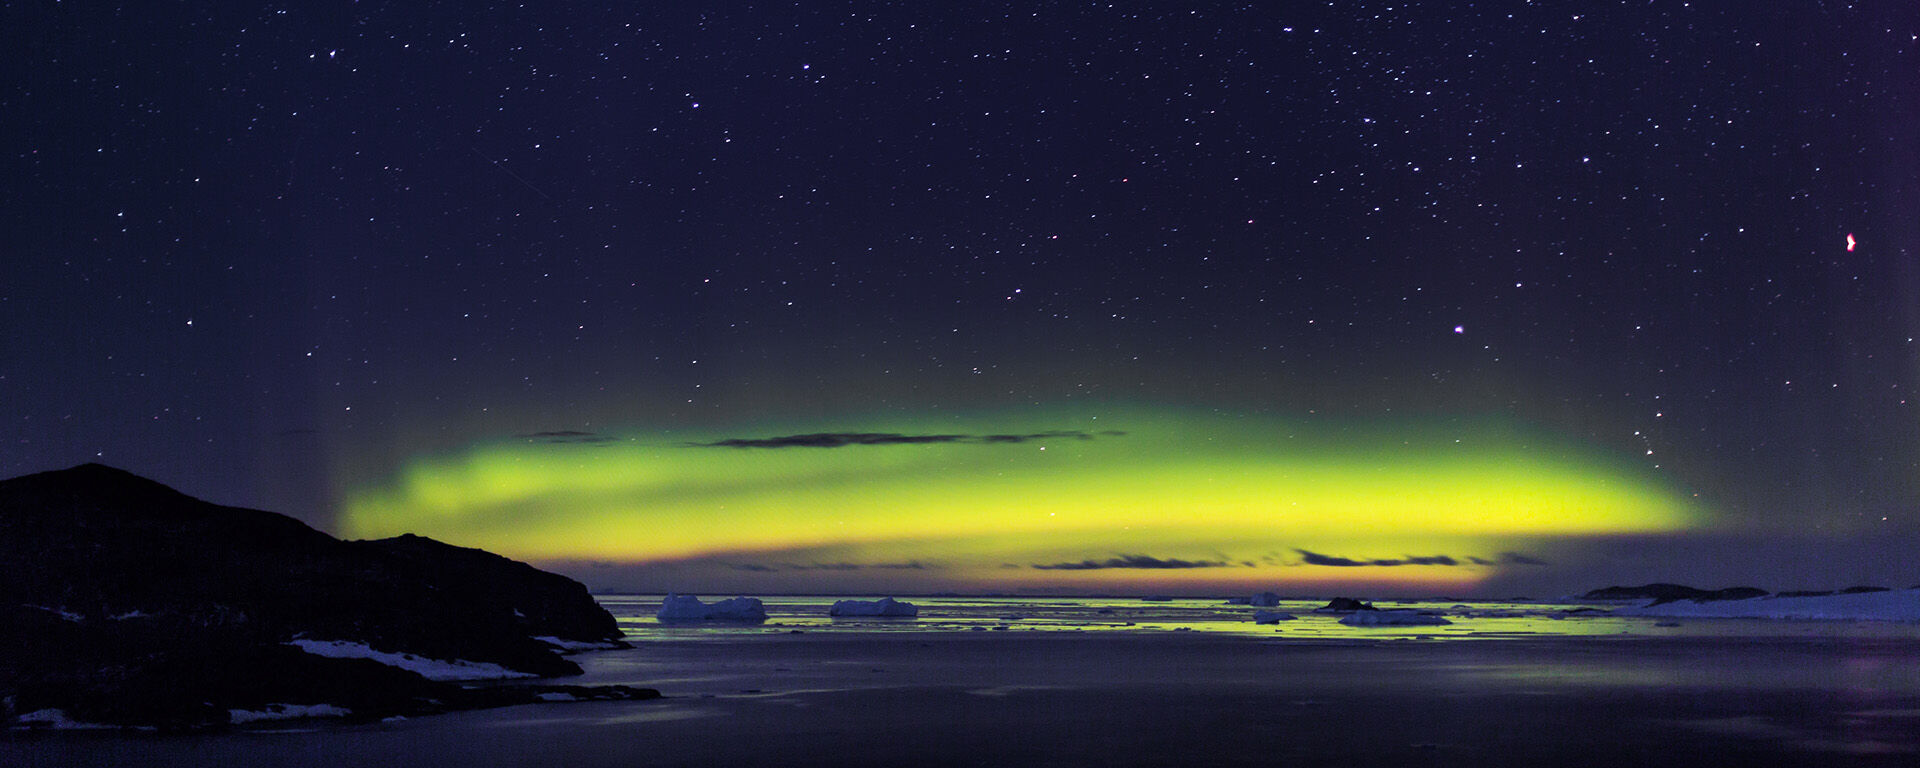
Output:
top-left (533, 636), bottom-right (626, 651)
top-left (287, 639), bottom-right (537, 681)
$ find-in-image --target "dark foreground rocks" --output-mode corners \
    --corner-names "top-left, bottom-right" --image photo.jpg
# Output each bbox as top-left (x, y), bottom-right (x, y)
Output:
top-left (0, 463), bottom-right (653, 730)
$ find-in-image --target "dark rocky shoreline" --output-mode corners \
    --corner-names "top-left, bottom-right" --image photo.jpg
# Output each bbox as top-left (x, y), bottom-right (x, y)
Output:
top-left (1, 464), bottom-right (657, 730)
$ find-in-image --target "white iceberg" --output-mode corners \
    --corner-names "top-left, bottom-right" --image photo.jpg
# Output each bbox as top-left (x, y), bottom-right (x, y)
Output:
top-left (1249, 592), bottom-right (1282, 607)
top-left (1613, 588), bottom-right (1920, 621)
top-left (1252, 610), bottom-right (1296, 624)
top-left (655, 594), bottom-right (768, 623)
top-left (828, 597), bottom-right (919, 617)
top-left (288, 639), bottom-right (536, 681)
top-left (1338, 609), bottom-right (1452, 626)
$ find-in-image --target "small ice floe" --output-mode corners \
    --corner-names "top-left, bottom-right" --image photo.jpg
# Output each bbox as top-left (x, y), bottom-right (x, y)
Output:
top-left (828, 597), bottom-right (919, 617)
top-left (1338, 609), bottom-right (1452, 627)
top-left (227, 703), bottom-right (352, 724)
top-left (1139, 596), bottom-right (1174, 602)
top-left (1252, 610), bottom-right (1296, 624)
top-left (655, 594), bottom-right (768, 623)
top-left (12, 709), bottom-right (118, 730)
top-left (287, 639), bottom-right (536, 681)
top-left (1249, 592), bottom-right (1283, 607)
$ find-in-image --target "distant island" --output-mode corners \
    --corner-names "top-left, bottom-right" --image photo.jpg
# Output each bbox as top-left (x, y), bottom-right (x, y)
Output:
top-left (1, 464), bottom-right (656, 730)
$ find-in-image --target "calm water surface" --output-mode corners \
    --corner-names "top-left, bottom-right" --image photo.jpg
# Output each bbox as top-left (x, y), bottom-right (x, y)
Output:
top-left (605, 593), bottom-right (1920, 641)
top-left (8, 595), bottom-right (1920, 767)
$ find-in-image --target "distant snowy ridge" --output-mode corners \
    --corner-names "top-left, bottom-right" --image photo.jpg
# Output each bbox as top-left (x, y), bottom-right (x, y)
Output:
top-left (227, 703), bottom-right (352, 724)
top-left (11, 709), bottom-right (121, 730)
top-left (1613, 588), bottom-right (1920, 621)
top-left (288, 639), bottom-right (537, 681)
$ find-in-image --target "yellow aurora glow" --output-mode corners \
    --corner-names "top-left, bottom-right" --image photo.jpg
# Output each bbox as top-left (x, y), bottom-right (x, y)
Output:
top-left (342, 407), bottom-right (1701, 590)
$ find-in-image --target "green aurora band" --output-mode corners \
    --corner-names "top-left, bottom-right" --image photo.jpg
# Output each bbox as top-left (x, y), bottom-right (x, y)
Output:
top-left (342, 406), bottom-right (1702, 591)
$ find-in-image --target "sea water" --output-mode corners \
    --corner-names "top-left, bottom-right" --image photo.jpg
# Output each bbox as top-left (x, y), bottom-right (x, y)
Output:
top-left (602, 593), bottom-right (1920, 642)
top-left (9, 595), bottom-right (1920, 767)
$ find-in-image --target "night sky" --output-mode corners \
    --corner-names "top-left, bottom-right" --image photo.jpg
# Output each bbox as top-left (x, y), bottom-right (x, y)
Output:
top-left (6, 2), bottom-right (1917, 595)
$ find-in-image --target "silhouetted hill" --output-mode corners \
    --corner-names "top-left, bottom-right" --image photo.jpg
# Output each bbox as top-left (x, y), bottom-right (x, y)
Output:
top-left (0, 464), bottom-right (648, 729)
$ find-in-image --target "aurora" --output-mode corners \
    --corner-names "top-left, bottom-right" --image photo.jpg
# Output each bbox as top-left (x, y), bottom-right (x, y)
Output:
top-left (343, 405), bottom-right (1700, 593)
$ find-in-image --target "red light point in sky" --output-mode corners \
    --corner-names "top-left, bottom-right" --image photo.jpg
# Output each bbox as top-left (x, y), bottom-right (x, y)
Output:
top-left (1847, 233), bottom-right (1857, 252)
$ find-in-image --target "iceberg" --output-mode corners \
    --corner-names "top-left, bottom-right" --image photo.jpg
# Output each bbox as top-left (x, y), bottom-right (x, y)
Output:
top-left (655, 594), bottom-right (768, 623)
top-left (1249, 592), bottom-right (1282, 607)
top-left (1338, 609), bottom-right (1451, 626)
top-left (1252, 610), bottom-right (1296, 624)
top-left (828, 597), bottom-right (920, 617)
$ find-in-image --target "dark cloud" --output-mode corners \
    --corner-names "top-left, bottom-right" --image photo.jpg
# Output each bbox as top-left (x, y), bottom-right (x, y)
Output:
top-left (1496, 551), bottom-right (1550, 566)
top-left (1295, 549), bottom-right (1374, 567)
top-left (1468, 552), bottom-right (1550, 567)
top-left (516, 430), bottom-right (616, 444)
top-left (696, 430), bottom-right (1117, 449)
top-left (1296, 549), bottom-right (1458, 567)
top-left (1300, 549), bottom-right (1546, 568)
top-left (727, 560), bottom-right (930, 573)
top-left (1031, 554), bottom-right (1233, 570)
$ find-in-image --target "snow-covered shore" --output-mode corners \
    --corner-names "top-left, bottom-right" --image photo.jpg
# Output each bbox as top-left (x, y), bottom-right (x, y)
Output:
top-left (1613, 588), bottom-right (1920, 621)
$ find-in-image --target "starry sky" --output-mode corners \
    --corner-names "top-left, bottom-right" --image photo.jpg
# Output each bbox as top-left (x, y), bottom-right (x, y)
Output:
top-left (5, 2), bottom-right (1917, 595)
